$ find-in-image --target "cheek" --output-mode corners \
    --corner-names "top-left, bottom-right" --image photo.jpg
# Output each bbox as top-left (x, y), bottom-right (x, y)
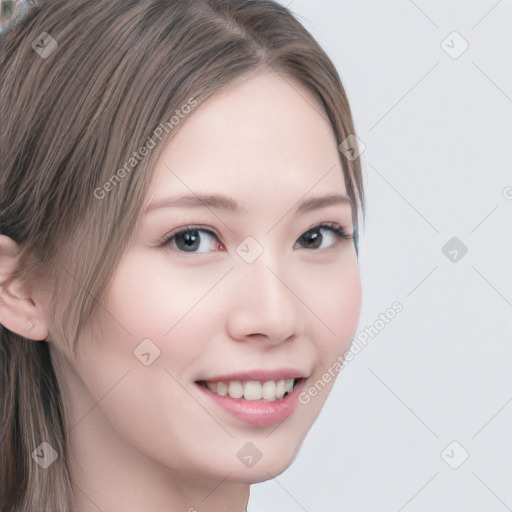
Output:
top-left (307, 256), bottom-right (362, 359)
top-left (101, 250), bottom-right (230, 343)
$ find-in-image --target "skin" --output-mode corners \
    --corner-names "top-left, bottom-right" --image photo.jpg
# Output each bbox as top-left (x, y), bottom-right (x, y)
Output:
top-left (0, 70), bottom-right (362, 511)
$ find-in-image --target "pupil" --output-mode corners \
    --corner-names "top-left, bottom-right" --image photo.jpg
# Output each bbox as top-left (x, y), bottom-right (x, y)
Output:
top-left (178, 231), bottom-right (199, 251)
top-left (303, 230), bottom-right (321, 248)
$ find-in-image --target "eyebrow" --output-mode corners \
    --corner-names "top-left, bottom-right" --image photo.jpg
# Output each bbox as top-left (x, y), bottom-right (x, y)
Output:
top-left (145, 192), bottom-right (353, 215)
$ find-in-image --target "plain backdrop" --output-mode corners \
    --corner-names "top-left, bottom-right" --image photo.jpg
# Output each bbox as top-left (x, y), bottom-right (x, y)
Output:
top-left (249, 1), bottom-right (512, 511)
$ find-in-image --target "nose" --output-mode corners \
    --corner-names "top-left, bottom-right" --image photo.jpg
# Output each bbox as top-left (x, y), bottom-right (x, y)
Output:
top-left (225, 254), bottom-right (307, 345)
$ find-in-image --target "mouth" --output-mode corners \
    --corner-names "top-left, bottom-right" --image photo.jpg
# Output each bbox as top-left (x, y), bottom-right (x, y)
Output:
top-left (194, 375), bottom-right (308, 426)
top-left (195, 377), bottom-right (304, 402)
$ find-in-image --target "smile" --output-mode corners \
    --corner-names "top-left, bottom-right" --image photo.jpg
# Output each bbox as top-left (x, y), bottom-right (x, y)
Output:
top-left (195, 377), bottom-right (307, 426)
top-left (196, 378), bottom-right (299, 401)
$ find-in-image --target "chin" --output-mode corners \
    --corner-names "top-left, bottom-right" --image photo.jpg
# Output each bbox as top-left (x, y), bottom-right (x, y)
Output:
top-left (230, 445), bottom-right (302, 484)
top-left (178, 443), bottom-right (300, 485)
top-left (227, 463), bottom-right (295, 484)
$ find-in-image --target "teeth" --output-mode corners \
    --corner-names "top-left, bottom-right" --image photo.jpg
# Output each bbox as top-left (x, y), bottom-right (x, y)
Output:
top-left (204, 378), bottom-right (297, 401)
top-left (216, 381), bottom-right (228, 396)
top-left (228, 381), bottom-right (244, 399)
top-left (276, 379), bottom-right (285, 399)
top-left (285, 378), bottom-right (294, 393)
top-left (261, 380), bottom-right (276, 400)
top-left (243, 381), bottom-right (262, 400)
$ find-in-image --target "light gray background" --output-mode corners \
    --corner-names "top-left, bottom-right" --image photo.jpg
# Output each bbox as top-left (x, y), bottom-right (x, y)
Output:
top-left (250, 1), bottom-right (512, 510)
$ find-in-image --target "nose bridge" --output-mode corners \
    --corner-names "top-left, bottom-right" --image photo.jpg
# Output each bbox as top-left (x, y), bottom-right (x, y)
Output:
top-left (227, 243), bottom-right (306, 342)
top-left (245, 253), bottom-right (289, 308)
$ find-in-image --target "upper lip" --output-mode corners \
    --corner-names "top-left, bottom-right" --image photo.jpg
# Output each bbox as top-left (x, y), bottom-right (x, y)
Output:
top-left (197, 368), bottom-right (309, 383)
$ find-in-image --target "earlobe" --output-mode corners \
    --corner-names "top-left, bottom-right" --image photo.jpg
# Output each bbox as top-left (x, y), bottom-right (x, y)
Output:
top-left (0, 235), bottom-right (49, 341)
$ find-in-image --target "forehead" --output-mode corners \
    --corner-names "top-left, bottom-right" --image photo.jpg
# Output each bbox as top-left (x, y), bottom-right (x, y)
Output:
top-left (148, 70), bottom-right (348, 209)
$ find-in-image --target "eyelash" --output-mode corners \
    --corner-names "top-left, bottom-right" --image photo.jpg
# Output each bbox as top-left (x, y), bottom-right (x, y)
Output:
top-left (158, 222), bottom-right (352, 253)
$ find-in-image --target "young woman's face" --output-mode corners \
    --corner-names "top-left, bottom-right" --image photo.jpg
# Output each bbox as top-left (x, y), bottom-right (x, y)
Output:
top-left (58, 71), bottom-right (361, 487)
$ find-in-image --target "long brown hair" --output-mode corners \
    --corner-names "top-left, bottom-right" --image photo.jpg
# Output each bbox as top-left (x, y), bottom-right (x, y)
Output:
top-left (0, 0), bottom-right (365, 509)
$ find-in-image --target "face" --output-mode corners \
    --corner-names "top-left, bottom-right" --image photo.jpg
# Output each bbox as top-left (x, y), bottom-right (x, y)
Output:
top-left (54, 70), bottom-right (361, 486)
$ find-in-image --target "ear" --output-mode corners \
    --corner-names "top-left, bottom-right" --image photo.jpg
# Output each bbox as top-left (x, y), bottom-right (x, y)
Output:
top-left (0, 235), bottom-right (49, 341)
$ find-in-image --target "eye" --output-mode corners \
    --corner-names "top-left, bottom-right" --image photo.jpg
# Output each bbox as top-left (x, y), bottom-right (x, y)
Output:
top-left (159, 226), bottom-right (223, 254)
top-left (294, 222), bottom-right (352, 250)
top-left (159, 222), bottom-right (352, 254)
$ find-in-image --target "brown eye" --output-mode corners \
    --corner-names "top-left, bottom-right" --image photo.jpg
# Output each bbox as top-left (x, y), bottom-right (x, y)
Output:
top-left (295, 223), bottom-right (351, 250)
top-left (161, 227), bottom-right (221, 253)
top-left (159, 222), bottom-right (351, 254)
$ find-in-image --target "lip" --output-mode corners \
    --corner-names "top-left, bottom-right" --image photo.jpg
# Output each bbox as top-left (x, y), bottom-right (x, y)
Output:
top-left (195, 377), bottom-right (308, 426)
top-left (197, 368), bottom-right (309, 383)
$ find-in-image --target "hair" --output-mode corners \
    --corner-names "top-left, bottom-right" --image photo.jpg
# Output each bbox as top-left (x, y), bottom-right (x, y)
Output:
top-left (0, 0), bottom-right (365, 509)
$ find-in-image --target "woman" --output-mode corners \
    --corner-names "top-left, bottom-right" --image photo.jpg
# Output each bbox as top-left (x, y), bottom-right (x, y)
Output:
top-left (0, 0), bottom-right (365, 510)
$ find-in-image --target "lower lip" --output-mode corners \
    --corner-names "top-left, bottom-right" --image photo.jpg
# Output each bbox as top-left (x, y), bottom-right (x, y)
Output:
top-left (196, 379), bottom-right (306, 426)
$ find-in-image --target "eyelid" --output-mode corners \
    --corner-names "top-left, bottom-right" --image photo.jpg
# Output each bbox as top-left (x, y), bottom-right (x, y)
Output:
top-left (157, 221), bottom-right (353, 251)
top-left (157, 224), bottom-right (220, 249)
top-left (304, 221), bottom-right (353, 239)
